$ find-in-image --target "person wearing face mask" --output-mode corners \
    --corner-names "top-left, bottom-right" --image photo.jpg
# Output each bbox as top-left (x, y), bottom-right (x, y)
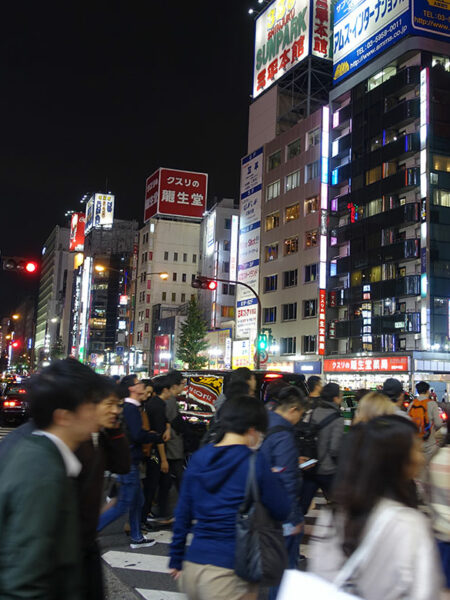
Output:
top-left (260, 386), bottom-right (310, 600)
top-left (169, 394), bottom-right (290, 600)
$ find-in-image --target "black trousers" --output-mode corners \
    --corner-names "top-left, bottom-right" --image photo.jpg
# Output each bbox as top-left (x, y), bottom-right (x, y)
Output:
top-left (169, 458), bottom-right (184, 492)
top-left (300, 471), bottom-right (335, 516)
top-left (82, 541), bottom-right (104, 600)
top-left (142, 458), bottom-right (171, 520)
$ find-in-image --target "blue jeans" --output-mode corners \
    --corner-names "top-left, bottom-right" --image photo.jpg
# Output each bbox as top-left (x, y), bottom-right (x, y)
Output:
top-left (98, 465), bottom-right (144, 542)
top-left (268, 532), bottom-right (302, 600)
top-left (438, 540), bottom-right (450, 589)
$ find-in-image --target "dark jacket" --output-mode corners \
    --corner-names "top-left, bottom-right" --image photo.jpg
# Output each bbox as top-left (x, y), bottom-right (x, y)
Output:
top-left (310, 399), bottom-right (344, 475)
top-left (0, 435), bottom-right (82, 599)
top-left (123, 401), bottom-right (161, 464)
top-left (169, 444), bottom-right (290, 571)
top-left (75, 430), bottom-right (131, 548)
top-left (260, 411), bottom-right (303, 526)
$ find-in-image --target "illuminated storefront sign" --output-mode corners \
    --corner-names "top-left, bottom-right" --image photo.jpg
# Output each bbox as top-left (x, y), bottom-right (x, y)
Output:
top-left (318, 289), bottom-right (326, 355)
top-left (324, 356), bottom-right (410, 372)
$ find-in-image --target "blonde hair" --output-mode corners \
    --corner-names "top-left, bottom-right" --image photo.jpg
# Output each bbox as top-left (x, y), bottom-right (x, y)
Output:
top-left (353, 391), bottom-right (396, 424)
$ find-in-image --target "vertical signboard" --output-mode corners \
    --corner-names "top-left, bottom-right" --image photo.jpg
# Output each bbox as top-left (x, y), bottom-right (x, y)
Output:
top-left (154, 335), bottom-right (170, 374)
top-left (85, 194), bottom-right (115, 235)
top-left (318, 289), bottom-right (327, 355)
top-left (206, 212), bottom-right (216, 257)
top-left (236, 148), bottom-right (263, 341)
top-left (144, 170), bottom-right (161, 222)
top-left (69, 212), bottom-right (86, 252)
top-left (229, 214), bottom-right (239, 281)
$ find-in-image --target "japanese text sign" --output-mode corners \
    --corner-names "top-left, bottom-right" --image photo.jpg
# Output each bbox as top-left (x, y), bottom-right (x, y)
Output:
top-left (318, 289), bottom-right (326, 355)
top-left (85, 194), bottom-right (115, 235)
top-left (144, 168), bottom-right (208, 222)
top-left (324, 356), bottom-right (410, 372)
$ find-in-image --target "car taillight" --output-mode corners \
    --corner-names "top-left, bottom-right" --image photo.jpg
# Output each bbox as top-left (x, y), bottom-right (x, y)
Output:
top-left (18, 389), bottom-right (26, 394)
top-left (403, 401), bottom-right (409, 408)
top-left (4, 400), bottom-right (20, 408)
top-left (441, 412), bottom-right (448, 422)
top-left (264, 373), bottom-right (283, 380)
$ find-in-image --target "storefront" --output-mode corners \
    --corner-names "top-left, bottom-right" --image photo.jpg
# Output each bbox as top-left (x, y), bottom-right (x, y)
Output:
top-left (323, 355), bottom-right (411, 391)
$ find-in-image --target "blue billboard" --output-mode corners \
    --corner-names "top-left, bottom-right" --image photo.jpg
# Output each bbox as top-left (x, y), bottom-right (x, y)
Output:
top-left (333, 0), bottom-right (450, 83)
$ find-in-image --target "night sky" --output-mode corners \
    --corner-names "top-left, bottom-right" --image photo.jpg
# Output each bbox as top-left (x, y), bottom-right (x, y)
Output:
top-left (0, 2), bottom-right (256, 315)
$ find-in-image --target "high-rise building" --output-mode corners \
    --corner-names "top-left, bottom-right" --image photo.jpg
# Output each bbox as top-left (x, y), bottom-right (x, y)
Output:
top-left (325, 35), bottom-right (450, 393)
top-left (34, 226), bottom-right (70, 366)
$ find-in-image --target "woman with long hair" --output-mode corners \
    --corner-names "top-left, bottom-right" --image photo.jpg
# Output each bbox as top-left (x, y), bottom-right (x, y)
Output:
top-left (352, 391), bottom-right (396, 424)
top-left (308, 415), bottom-right (443, 599)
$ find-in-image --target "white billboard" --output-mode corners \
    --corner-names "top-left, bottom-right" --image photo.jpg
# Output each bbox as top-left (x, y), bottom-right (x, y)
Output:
top-left (206, 212), bottom-right (216, 257)
top-left (229, 214), bottom-right (239, 281)
top-left (85, 193), bottom-right (115, 235)
top-left (236, 148), bottom-right (263, 341)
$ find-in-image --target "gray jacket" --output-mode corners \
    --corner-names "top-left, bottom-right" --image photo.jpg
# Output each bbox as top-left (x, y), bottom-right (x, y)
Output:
top-left (310, 400), bottom-right (344, 475)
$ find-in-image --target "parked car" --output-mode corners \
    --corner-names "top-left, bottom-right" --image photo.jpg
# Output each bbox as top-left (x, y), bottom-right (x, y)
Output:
top-left (0, 383), bottom-right (30, 426)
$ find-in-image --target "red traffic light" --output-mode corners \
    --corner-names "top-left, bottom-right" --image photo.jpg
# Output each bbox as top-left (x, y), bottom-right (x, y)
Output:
top-left (192, 276), bottom-right (218, 291)
top-left (25, 261), bottom-right (37, 273)
top-left (11, 341), bottom-right (20, 348)
top-left (207, 280), bottom-right (217, 291)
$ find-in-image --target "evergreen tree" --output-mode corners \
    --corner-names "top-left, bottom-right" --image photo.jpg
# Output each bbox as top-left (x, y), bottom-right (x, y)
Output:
top-left (176, 298), bottom-right (209, 369)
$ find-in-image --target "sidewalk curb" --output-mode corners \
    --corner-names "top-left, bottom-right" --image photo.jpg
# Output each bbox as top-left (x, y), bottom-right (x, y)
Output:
top-left (103, 560), bottom-right (142, 600)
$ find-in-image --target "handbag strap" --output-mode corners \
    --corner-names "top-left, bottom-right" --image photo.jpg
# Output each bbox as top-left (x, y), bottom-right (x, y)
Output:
top-left (333, 505), bottom-right (404, 589)
top-left (241, 451), bottom-right (259, 512)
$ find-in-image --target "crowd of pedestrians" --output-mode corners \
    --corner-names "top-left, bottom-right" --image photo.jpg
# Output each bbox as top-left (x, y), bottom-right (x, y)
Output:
top-left (0, 359), bottom-right (448, 599)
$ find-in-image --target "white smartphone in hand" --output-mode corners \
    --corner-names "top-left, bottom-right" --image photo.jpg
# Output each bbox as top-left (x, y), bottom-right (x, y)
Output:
top-left (299, 458), bottom-right (318, 470)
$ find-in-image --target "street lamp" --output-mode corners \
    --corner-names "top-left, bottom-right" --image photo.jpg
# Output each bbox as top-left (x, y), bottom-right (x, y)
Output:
top-left (94, 264), bottom-right (169, 280)
top-left (11, 314), bottom-right (20, 321)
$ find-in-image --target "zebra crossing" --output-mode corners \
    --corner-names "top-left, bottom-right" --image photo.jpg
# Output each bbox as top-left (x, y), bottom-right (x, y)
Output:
top-left (0, 427), bottom-right (13, 442)
top-left (100, 496), bottom-right (328, 600)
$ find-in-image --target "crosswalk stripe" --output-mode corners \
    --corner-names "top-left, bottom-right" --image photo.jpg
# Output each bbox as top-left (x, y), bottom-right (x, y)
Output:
top-left (102, 550), bottom-right (170, 573)
top-left (136, 590), bottom-right (186, 600)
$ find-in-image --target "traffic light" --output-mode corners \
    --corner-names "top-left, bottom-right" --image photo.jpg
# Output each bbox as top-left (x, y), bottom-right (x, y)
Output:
top-left (2, 257), bottom-right (39, 274)
top-left (257, 334), bottom-right (268, 352)
top-left (191, 276), bottom-right (218, 291)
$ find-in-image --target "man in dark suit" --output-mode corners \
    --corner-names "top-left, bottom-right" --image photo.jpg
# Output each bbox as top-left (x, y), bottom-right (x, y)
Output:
top-left (0, 359), bottom-right (104, 599)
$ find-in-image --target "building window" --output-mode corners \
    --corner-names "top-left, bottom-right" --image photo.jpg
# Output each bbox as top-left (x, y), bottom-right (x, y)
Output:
top-left (229, 284), bottom-right (235, 295)
top-left (172, 293), bottom-right (176, 302)
top-left (268, 150), bottom-right (281, 171)
top-left (433, 154), bottom-right (450, 172)
top-left (265, 212), bottom-right (280, 231)
top-left (266, 180), bottom-right (281, 201)
top-left (265, 243), bottom-right (278, 262)
top-left (305, 160), bottom-right (320, 182)
top-left (223, 240), bottom-right (230, 251)
top-left (144, 323), bottom-right (149, 333)
top-left (282, 303), bottom-right (297, 321)
top-left (303, 335), bottom-right (317, 353)
top-left (181, 293), bottom-right (186, 302)
top-left (303, 299), bottom-right (317, 318)
top-left (304, 196), bottom-right (319, 215)
top-left (162, 292), bottom-right (167, 301)
top-left (264, 275), bottom-right (278, 292)
top-left (183, 253), bottom-right (187, 262)
top-left (305, 264), bottom-right (318, 282)
top-left (174, 252), bottom-right (178, 261)
top-left (222, 283), bottom-right (228, 294)
top-left (287, 138), bottom-right (301, 159)
top-left (432, 55), bottom-right (450, 71)
top-left (367, 65), bottom-right (397, 91)
top-left (191, 274), bottom-right (196, 283)
top-left (283, 269), bottom-right (298, 288)
top-left (225, 218), bottom-right (231, 229)
top-left (433, 189), bottom-right (450, 207)
top-left (365, 165), bottom-right (382, 185)
top-left (173, 272), bottom-right (177, 282)
top-left (285, 203), bottom-right (300, 222)
top-left (285, 170), bottom-right (301, 192)
top-left (193, 254), bottom-right (197, 263)
top-left (284, 236), bottom-right (299, 255)
top-left (367, 198), bottom-right (383, 217)
top-left (164, 251), bottom-right (169, 260)
top-left (305, 230), bottom-right (318, 248)
top-left (223, 261), bottom-right (230, 273)
top-left (145, 309), bottom-right (150, 318)
top-left (263, 307), bottom-right (277, 323)
top-left (280, 337), bottom-right (296, 355)
top-left (182, 273), bottom-right (187, 282)
top-left (191, 294), bottom-right (195, 301)
top-left (307, 128), bottom-right (320, 148)
top-left (221, 306), bottom-right (235, 318)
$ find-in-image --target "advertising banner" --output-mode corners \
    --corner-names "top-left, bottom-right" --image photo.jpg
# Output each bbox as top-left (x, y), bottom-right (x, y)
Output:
top-left (69, 212), bottom-right (86, 252)
top-left (324, 356), bottom-right (410, 372)
top-left (144, 168), bottom-right (208, 222)
top-left (236, 148), bottom-right (263, 342)
top-left (85, 194), bottom-right (115, 235)
top-left (232, 339), bottom-right (253, 368)
top-left (318, 289), bottom-right (326, 355)
top-left (229, 214), bottom-right (239, 281)
top-left (333, 0), bottom-right (450, 83)
top-left (154, 335), bottom-right (170, 374)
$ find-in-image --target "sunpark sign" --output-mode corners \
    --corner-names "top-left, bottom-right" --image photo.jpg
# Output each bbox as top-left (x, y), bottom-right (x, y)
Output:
top-left (333, 0), bottom-right (450, 83)
top-left (253, 0), bottom-right (332, 99)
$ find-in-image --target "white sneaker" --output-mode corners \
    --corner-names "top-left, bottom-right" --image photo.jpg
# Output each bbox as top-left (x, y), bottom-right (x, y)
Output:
top-left (130, 536), bottom-right (156, 549)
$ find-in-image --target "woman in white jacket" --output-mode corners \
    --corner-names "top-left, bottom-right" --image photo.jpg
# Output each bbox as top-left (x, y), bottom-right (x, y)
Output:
top-left (308, 415), bottom-right (444, 600)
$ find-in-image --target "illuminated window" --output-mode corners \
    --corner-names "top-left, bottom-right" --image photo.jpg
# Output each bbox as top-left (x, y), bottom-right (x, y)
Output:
top-left (305, 230), bottom-right (318, 248)
top-left (383, 162), bottom-right (397, 178)
top-left (367, 66), bottom-right (397, 91)
top-left (351, 271), bottom-right (362, 287)
top-left (433, 155), bottom-right (450, 172)
top-left (266, 180), bottom-right (281, 201)
top-left (367, 198), bottom-right (383, 217)
top-left (433, 189), bottom-right (450, 207)
top-left (265, 212), bottom-right (280, 231)
top-left (304, 264), bottom-right (318, 283)
top-left (221, 306), bottom-right (235, 318)
top-left (304, 196), bottom-right (319, 215)
top-left (286, 170), bottom-right (301, 191)
top-left (371, 266), bottom-right (382, 282)
top-left (284, 236), bottom-right (299, 255)
top-left (287, 139), bottom-right (301, 159)
top-left (365, 165), bottom-right (382, 185)
top-left (280, 337), bottom-right (296, 355)
top-left (303, 299), bottom-right (317, 318)
top-left (265, 244), bottom-right (278, 262)
top-left (268, 150), bottom-right (281, 171)
top-left (432, 55), bottom-right (450, 72)
top-left (305, 161), bottom-right (320, 182)
top-left (285, 203), bottom-right (300, 222)
top-left (307, 128), bottom-right (320, 148)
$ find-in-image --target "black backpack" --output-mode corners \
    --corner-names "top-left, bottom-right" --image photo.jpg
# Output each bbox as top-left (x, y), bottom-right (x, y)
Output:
top-left (295, 409), bottom-right (340, 459)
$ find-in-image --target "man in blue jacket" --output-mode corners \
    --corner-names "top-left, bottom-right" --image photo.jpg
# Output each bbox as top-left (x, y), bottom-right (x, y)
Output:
top-left (98, 374), bottom-right (161, 548)
top-left (261, 386), bottom-right (309, 600)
